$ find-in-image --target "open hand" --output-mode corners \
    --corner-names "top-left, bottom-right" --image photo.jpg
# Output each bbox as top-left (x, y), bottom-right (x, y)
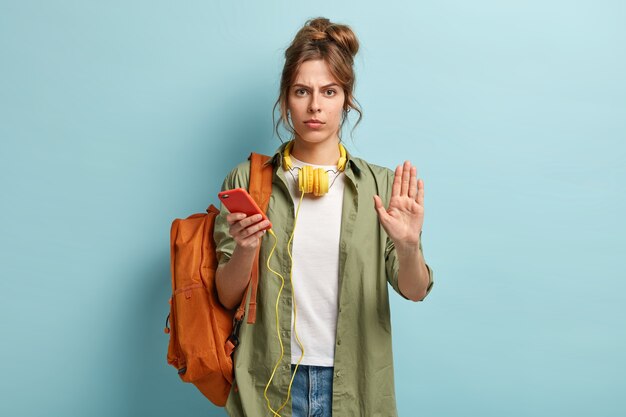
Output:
top-left (373, 161), bottom-right (424, 247)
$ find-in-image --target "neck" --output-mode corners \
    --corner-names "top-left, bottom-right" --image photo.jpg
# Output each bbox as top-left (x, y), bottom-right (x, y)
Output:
top-left (290, 137), bottom-right (341, 165)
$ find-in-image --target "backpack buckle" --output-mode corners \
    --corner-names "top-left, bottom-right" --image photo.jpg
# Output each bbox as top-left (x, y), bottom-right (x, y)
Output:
top-left (229, 316), bottom-right (243, 349)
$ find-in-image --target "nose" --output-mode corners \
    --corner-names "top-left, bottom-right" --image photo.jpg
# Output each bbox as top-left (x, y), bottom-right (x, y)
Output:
top-left (308, 94), bottom-right (321, 113)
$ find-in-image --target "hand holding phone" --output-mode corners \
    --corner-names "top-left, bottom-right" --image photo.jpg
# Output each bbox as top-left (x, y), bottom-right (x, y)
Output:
top-left (218, 188), bottom-right (272, 233)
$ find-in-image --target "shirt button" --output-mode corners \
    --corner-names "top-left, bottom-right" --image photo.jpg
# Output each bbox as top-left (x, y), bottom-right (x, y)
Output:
top-left (340, 242), bottom-right (346, 250)
top-left (349, 213), bottom-right (356, 220)
top-left (335, 371), bottom-right (341, 377)
top-left (337, 339), bottom-right (341, 345)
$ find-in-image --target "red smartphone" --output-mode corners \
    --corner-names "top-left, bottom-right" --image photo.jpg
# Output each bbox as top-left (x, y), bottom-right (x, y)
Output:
top-left (217, 188), bottom-right (272, 231)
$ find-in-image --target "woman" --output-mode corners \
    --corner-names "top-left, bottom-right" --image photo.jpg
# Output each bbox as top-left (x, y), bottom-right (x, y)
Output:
top-left (214, 17), bottom-right (434, 417)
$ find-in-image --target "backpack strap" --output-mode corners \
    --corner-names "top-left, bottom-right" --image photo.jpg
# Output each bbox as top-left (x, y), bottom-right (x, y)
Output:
top-left (233, 152), bottom-right (273, 325)
top-left (249, 152), bottom-right (273, 213)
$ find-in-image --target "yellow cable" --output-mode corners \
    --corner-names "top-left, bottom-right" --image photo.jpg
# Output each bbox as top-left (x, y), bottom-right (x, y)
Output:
top-left (263, 188), bottom-right (306, 417)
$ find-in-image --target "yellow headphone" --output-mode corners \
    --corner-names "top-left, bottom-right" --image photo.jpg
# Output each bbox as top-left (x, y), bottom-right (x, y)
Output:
top-left (282, 139), bottom-right (347, 196)
top-left (261, 139), bottom-right (347, 416)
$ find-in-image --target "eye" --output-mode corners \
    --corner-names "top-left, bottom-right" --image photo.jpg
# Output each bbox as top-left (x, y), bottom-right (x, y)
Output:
top-left (295, 88), bottom-right (308, 96)
top-left (325, 89), bottom-right (337, 96)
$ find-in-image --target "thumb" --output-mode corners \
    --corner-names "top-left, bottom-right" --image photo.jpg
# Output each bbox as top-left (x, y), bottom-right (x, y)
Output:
top-left (373, 195), bottom-right (390, 222)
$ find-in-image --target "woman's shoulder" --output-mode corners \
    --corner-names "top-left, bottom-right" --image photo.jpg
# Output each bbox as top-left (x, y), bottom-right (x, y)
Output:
top-left (348, 155), bottom-right (395, 197)
top-left (350, 155), bottom-right (394, 179)
top-left (220, 159), bottom-right (252, 190)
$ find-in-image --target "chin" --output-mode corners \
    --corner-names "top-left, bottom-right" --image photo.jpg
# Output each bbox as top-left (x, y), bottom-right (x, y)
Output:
top-left (294, 131), bottom-right (337, 144)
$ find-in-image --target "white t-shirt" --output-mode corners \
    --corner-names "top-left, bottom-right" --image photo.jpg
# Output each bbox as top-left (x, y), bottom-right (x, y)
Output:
top-left (283, 154), bottom-right (346, 367)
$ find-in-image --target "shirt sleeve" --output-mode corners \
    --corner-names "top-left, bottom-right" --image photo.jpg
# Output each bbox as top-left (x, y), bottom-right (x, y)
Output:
top-left (213, 169), bottom-right (237, 267)
top-left (385, 231), bottom-right (434, 301)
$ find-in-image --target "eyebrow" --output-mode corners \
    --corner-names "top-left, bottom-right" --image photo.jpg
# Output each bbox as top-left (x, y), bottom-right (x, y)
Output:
top-left (292, 83), bottom-right (340, 89)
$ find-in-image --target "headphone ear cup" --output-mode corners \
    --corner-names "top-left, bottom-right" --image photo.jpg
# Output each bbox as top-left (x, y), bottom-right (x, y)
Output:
top-left (318, 168), bottom-right (328, 196)
top-left (300, 165), bottom-right (313, 194)
top-left (297, 166), bottom-right (333, 196)
top-left (298, 166), bottom-right (305, 193)
top-left (307, 166), bottom-right (314, 193)
top-left (314, 169), bottom-right (320, 196)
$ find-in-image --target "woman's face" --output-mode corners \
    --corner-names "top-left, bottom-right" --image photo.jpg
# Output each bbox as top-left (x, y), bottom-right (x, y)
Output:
top-left (287, 59), bottom-right (346, 145)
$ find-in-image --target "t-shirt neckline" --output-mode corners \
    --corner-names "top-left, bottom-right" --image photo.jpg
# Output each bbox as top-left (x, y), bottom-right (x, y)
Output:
top-left (289, 154), bottom-right (339, 169)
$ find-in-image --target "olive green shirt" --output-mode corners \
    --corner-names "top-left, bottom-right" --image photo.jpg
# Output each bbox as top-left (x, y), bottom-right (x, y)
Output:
top-left (213, 141), bottom-right (434, 417)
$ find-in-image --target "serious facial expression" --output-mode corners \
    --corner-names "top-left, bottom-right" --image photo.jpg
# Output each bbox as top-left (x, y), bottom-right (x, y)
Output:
top-left (287, 59), bottom-right (346, 145)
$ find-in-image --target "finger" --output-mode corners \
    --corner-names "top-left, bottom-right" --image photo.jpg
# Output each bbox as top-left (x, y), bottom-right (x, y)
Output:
top-left (408, 166), bottom-right (418, 200)
top-left (240, 229), bottom-right (266, 246)
top-left (416, 178), bottom-right (425, 206)
top-left (400, 160), bottom-right (411, 196)
top-left (229, 213), bottom-right (262, 234)
top-left (239, 213), bottom-right (263, 228)
top-left (392, 165), bottom-right (402, 198)
top-left (226, 212), bottom-right (247, 225)
top-left (373, 195), bottom-right (391, 222)
top-left (240, 219), bottom-right (271, 239)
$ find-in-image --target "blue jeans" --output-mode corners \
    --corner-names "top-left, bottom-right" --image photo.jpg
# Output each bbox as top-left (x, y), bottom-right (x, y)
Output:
top-left (290, 364), bottom-right (334, 417)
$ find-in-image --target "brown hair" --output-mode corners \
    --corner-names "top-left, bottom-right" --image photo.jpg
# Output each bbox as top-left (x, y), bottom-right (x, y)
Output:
top-left (272, 17), bottom-right (363, 143)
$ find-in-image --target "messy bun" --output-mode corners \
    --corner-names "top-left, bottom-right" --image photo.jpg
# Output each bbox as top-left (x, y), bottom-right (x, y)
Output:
top-left (273, 17), bottom-right (363, 142)
top-left (306, 17), bottom-right (359, 58)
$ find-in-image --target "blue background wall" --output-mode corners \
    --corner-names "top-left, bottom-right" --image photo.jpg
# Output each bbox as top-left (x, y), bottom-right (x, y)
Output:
top-left (1, 1), bottom-right (624, 416)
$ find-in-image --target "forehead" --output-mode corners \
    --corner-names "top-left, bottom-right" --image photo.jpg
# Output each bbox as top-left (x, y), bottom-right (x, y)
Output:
top-left (292, 59), bottom-right (339, 86)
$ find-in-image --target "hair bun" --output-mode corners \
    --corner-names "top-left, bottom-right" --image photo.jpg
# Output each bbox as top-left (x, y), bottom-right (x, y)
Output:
top-left (306, 17), bottom-right (359, 58)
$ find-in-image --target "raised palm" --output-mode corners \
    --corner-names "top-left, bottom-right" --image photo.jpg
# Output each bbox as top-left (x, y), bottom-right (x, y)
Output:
top-left (373, 161), bottom-right (424, 247)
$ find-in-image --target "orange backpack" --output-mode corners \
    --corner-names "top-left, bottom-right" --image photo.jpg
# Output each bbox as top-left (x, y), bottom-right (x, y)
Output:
top-left (164, 152), bottom-right (273, 406)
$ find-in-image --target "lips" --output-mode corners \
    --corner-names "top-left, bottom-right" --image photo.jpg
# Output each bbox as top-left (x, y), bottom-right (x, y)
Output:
top-left (304, 121), bottom-right (324, 129)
